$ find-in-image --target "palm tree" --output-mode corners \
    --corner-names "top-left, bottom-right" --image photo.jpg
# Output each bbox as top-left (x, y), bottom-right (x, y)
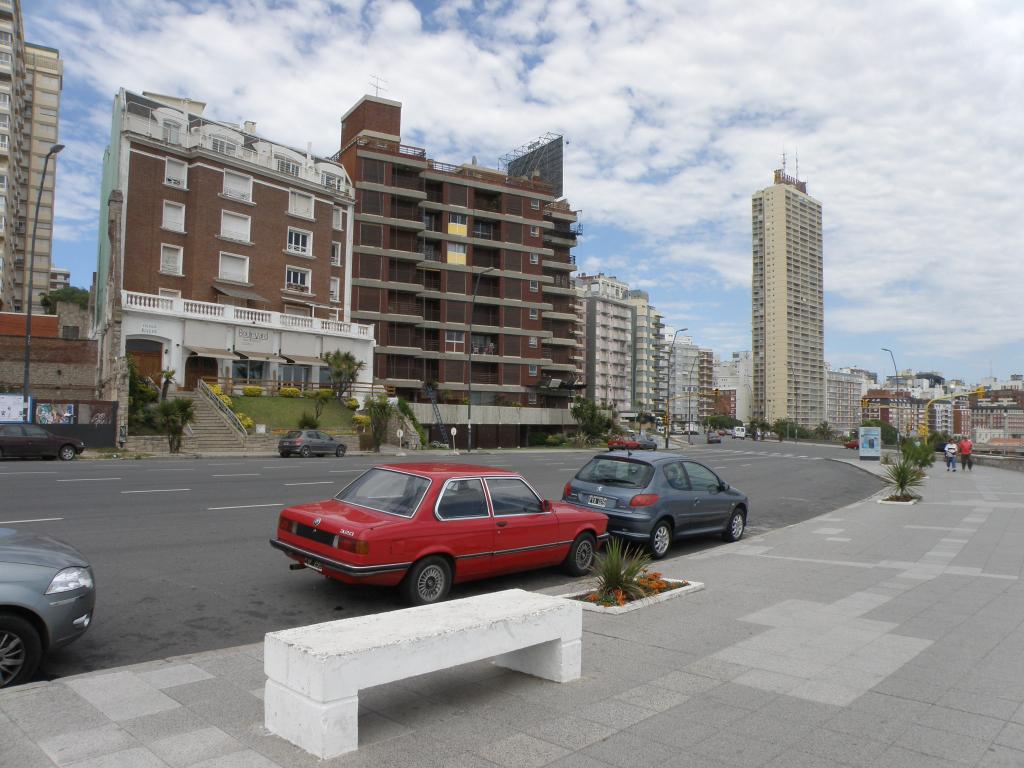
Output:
top-left (156, 398), bottom-right (195, 453)
top-left (322, 351), bottom-right (365, 399)
top-left (364, 395), bottom-right (395, 452)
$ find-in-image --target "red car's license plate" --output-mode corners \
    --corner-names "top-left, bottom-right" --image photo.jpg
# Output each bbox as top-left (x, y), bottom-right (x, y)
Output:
top-left (304, 557), bottom-right (323, 572)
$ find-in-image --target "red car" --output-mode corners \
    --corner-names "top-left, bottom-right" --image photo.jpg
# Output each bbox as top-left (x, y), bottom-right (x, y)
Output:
top-left (844, 439), bottom-right (858, 449)
top-left (607, 433), bottom-right (658, 451)
top-left (270, 463), bottom-right (609, 605)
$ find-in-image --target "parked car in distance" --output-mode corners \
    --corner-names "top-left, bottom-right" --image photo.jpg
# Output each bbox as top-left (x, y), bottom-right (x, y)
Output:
top-left (845, 438), bottom-right (858, 449)
top-left (0, 529), bottom-right (96, 687)
top-left (278, 429), bottom-right (347, 458)
top-left (706, 432), bottom-right (722, 444)
top-left (271, 463), bottom-right (609, 605)
top-left (0, 425), bottom-right (85, 461)
top-left (607, 433), bottom-right (658, 451)
top-left (564, 452), bottom-right (749, 559)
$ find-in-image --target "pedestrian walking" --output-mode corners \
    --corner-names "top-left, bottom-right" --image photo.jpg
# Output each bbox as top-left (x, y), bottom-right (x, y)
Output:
top-left (944, 439), bottom-right (958, 471)
top-left (958, 435), bottom-right (974, 471)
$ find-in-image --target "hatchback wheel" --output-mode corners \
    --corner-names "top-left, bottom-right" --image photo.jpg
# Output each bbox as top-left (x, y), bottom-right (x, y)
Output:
top-left (279, 452), bottom-right (289, 458)
top-left (649, 519), bottom-right (673, 559)
top-left (562, 532), bottom-right (597, 576)
top-left (58, 444), bottom-right (77, 461)
top-left (299, 446), bottom-right (311, 458)
top-left (335, 445), bottom-right (346, 457)
top-left (0, 613), bottom-right (42, 689)
top-left (401, 556), bottom-right (451, 605)
top-left (723, 508), bottom-right (746, 542)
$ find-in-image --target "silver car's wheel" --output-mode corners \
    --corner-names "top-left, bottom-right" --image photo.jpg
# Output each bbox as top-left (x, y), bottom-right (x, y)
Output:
top-left (58, 445), bottom-right (76, 461)
top-left (650, 520), bottom-right (672, 559)
top-left (723, 509), bottom-right (746, 542)
top-left (299, 446), bottom-right (311, 458)
top-left (0, 614), bottom-right (41, 688)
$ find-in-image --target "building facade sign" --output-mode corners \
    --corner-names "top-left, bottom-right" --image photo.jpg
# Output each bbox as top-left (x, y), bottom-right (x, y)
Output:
top-left (235, 326), bottom-right (273, 352)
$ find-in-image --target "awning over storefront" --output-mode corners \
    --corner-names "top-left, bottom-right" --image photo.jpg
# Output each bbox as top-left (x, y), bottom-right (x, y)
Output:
top-left (282, 355), bottom-right (325, 366)
top-left (212, 283), bottom-right (270, 303)
top-left (236, 351), bottom-right (288, 363)
top-left (187, 347), bottom-right (240, 360)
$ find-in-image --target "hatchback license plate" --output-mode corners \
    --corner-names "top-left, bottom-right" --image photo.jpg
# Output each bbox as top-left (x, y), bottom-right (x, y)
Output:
top-left (304, 557), bottom-right (323, 573)
top-left (588, 495), bottom-right (607, 508)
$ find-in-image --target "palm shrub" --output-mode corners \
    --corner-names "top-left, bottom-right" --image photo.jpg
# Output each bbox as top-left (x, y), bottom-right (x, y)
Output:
top-left (883, 457), bottom-right (925, 501)
top-left (900, 439), bottom-right (935, 469)
top-left (155, 398), bottom-right (195, 453)
top-left (297, 412), bottom-right (319, 429)
top-left (364, 394), bottom-right (396, 452)
top-left (589, 538), bottom-right (652, 605)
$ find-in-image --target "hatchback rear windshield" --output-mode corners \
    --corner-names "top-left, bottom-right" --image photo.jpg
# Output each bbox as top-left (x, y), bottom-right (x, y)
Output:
top-left (575, 457), bottom-right (654, 489)
top-left (283, 430), bottom-right (303, 438)
top-left (335, 468), bottom-right (431, 518)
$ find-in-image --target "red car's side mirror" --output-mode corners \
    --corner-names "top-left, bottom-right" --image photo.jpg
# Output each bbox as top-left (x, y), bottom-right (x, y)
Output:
top-left (542, 499), bottom-right (553, 512)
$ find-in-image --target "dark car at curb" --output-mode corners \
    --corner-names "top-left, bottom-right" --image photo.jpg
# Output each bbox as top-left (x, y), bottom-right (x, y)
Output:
top-left (563, 452), bottom-right (749, 559)
top-left (278, 429), bottom-right (348, 458)
top-left (0, 424), bottom-right (85, 461)
top-left (0, 528), bottom-right (96, 687)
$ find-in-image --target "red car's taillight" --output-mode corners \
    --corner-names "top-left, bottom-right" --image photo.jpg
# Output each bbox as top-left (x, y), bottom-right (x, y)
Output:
top-left (336, 537), bottom-right (369, 555)
top-left (629, 494), bottom-right (659, 508)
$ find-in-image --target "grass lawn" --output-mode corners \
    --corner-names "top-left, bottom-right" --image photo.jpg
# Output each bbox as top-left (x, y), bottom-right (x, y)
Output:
top-left (231, 396), bottom-right (356, 433)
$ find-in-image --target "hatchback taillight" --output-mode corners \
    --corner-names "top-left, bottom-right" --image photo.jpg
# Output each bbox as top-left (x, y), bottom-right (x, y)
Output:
top-left (629, 494), bottom-right (659, 508)
top-left (563, 482), bottom-right (573, 499)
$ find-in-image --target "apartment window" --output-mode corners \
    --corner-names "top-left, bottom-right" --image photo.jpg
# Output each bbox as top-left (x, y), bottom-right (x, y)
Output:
top-left (529, 280), bottom-right (539, 293)
top-left (529, 226), bottom-right (540, 237)
top-left (529, 308), bottom-right (539, 320)
top-left (329, 277), bottom-right (340, 302)
top-left (285, 266), bottom-right (311, 292)
top-left (0, 135), bottom-right (8, 150)
top-left (0, 174), bottom-right (6, 191)
top-left (331, 241), bottom-right (342, 266)
top-left (0, 32), bottom-right (12, 44)
top-left (0, 115), bottom-right (8, 130)
top-left (332, 207), bottom-right (345, 230)
top-left (165, 158), bottom-right (187, 188)
top-left (158, 288), bottom-right (181, 299)
top-left (160, 245), bottom-right (183, 276)
top-left (287, 227), bottom-right (312, 256)
top-left (530, 199), bottom-right (540, 210)
top-left (162, 120), bottom-right (181, 145)
top-left (223, 171), bottom-right (252, 201)
top-left (528, 336), bottom-right (538, 348)
top-left (528, 365), bottom-right (538, 377)
top-left (321, 172), bottom-right (343, 192)
top-left (444, 330), bottom-right (464, 352)
top-left (219, 253), bottom-right (249, 283)
top-left (276, 157), bottom-right (300, 177)
top-left (288, 191), bottom-right (314, 219)
top-left (448, 213), bottom-right (467, 236)
top-left (210, 135), bottom-right (237, 156)
top-left (220, 211), bottom-right (250, 242)
top-left (162, 201), bottom-right (185, 232)
top-left (529, 253), bottom-right (539, 265)
top-left (528, 392), bottom-right (537, 404)
top-left (447, 242), bottom-right (467, 265)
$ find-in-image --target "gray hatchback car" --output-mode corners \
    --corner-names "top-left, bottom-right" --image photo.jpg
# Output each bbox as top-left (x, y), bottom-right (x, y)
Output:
top-left (0, 528), bottom-right (96, 687)
top-left (278, 429), bottom-right (348, 458)
top-left (564, 452), bottom-right (749, 558)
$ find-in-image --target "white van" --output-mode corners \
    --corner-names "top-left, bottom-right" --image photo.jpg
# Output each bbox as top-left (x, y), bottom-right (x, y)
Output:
top-left (732, 426), bottom-right (746, 439)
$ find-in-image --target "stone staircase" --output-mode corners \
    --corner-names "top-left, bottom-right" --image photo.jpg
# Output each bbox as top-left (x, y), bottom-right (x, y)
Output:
top-left (174, 390), bottom-right (246, 452)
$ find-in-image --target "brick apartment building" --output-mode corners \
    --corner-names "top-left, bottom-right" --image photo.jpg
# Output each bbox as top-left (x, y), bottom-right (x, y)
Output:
top-left (334, 95), bottom-right (581, 410)
top-left (93, 89), bottom-right (375, 412)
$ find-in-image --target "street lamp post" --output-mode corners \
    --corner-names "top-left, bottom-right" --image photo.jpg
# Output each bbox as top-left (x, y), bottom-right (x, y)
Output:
top-left (686, 354), bottom-right (700, 445)
top-left (663, 328), bottom-right (687, 448)
top-left (882, 347), bottom-right (901, 450)
top-left (22, 143), bottom-right (65, 423)
top-left (466, 266), bottom-right (496, 452)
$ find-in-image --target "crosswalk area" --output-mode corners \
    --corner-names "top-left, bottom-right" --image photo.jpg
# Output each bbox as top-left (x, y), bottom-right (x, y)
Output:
top-left (678, 446), bottom-right (826, 461)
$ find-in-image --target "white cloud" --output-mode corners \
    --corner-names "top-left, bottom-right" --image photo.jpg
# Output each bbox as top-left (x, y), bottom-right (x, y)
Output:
top-left (25, 0), bottom-right (1024, 376)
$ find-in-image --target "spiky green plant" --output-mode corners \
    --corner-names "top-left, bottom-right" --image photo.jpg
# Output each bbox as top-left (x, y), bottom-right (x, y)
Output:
top-left (590, 537), bottom-right (653, 603)
top-left (883, 457), bottom-right (925, 501)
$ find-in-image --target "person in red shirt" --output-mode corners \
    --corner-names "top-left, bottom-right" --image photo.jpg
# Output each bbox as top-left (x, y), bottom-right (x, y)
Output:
top-left (958, 436), bottom-right (974, 471)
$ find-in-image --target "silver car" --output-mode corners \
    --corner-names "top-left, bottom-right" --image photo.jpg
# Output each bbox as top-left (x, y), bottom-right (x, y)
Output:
top-left (0, 529), bottom-right (96, 687)
top-left (564, 452), bottom-right (749, 559)
top-left (278, 429), bottom-right (348, 458)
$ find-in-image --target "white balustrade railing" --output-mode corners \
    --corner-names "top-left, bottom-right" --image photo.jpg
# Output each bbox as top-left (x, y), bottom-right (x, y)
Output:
top-left (122, 291), bottom-right (373, 340)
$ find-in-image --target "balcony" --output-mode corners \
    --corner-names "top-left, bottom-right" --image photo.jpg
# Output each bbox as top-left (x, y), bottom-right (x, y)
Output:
top-left (122, 291), bottom-right (373, 339)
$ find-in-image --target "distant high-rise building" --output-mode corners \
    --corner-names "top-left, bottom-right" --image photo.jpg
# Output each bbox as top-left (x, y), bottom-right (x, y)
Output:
top-left (714, 351), bottom-right (753, 423)
top-left (752, 169), bottom-right (824, 428)
top-left (826, 367), bottom-right (863, 434)
top-left (665, 334), bottom-right (712, 426)
top-left (576, 273), bottom-right (633, 412)
top-left (0, 1), bottom-right (63, 313)
top-left (627, 289), bottom-right (664, 413)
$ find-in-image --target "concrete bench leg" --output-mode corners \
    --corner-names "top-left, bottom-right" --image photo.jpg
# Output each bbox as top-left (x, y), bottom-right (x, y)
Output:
top-left (493, 636), bottom-right (582, 683)
top-left (264, 679), bottom-right (359, 759)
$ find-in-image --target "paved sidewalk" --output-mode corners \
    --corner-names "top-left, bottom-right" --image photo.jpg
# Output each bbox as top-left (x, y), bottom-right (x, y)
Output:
top-left (4, 463), bottom-right (1024, 767)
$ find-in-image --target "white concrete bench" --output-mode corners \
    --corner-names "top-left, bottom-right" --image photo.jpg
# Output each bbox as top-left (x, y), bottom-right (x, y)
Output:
top-left (264, 588), bottom-right (582, 758)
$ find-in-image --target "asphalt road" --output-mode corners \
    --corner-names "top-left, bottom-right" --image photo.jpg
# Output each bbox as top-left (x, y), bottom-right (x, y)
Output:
top-left (0, 437), bottom-right (882, 680)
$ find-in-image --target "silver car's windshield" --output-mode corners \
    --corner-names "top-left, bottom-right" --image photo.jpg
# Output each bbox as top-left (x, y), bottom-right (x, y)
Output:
top-left (576, 457), bottom-right (654, 488)
top-left (335, 468), bottom-right (430, 518)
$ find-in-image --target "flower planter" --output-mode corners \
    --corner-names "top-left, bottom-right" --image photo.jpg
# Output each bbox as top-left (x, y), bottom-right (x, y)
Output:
top-left (558, 579), bottom-right (705, 614)
top-left (877, 497), bottom-right (919, 505)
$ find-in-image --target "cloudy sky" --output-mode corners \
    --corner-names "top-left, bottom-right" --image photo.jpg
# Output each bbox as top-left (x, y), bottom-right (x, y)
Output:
top-left (26, 0), bottom-right (1024, 382)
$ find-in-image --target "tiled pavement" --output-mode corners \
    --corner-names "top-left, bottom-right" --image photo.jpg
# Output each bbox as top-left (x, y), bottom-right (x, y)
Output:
top-left (4, 460), bottom-right (1024, 767)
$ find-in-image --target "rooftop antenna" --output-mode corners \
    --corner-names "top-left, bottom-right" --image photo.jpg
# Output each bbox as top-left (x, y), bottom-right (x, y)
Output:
top-left (369, 75), bottom-right (388, 97)
top-left (795, 148), bottom-right (799, 180)
top-left (781, 149), bottom-right (787, 174)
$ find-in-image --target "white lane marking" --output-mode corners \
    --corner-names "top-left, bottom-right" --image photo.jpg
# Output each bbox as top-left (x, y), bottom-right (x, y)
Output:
top-left (121, 488), bottom-right (191, 494)
top-left (207, 462), bottom-right (248, 466)
top-left (261, 466), bottom-right (294, 470)
top-left (208, 503), bottom-right (284, 510)
top-left (146, 468), bottom-right (194, 472)
top-left (284, 481), bottom-right (334, 486)
top-left (559, 467), bottom-right (579, 471)
top-left (741, 464), bottom-right (752, 467)
top-left (212, 473), bottom-right (260, 477)
top-left (0, 517), bottom-right (63, 524)
top-left (328, 470), bottom-right (363, 474)
top-left (0, 471), bottom-right (58, 475)
top-left (826, 537), bottom-right (852, 542)
top-left (813, 528), bottom-right (845, 535)
top-left (57, 477), bottom-right (122, 482)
